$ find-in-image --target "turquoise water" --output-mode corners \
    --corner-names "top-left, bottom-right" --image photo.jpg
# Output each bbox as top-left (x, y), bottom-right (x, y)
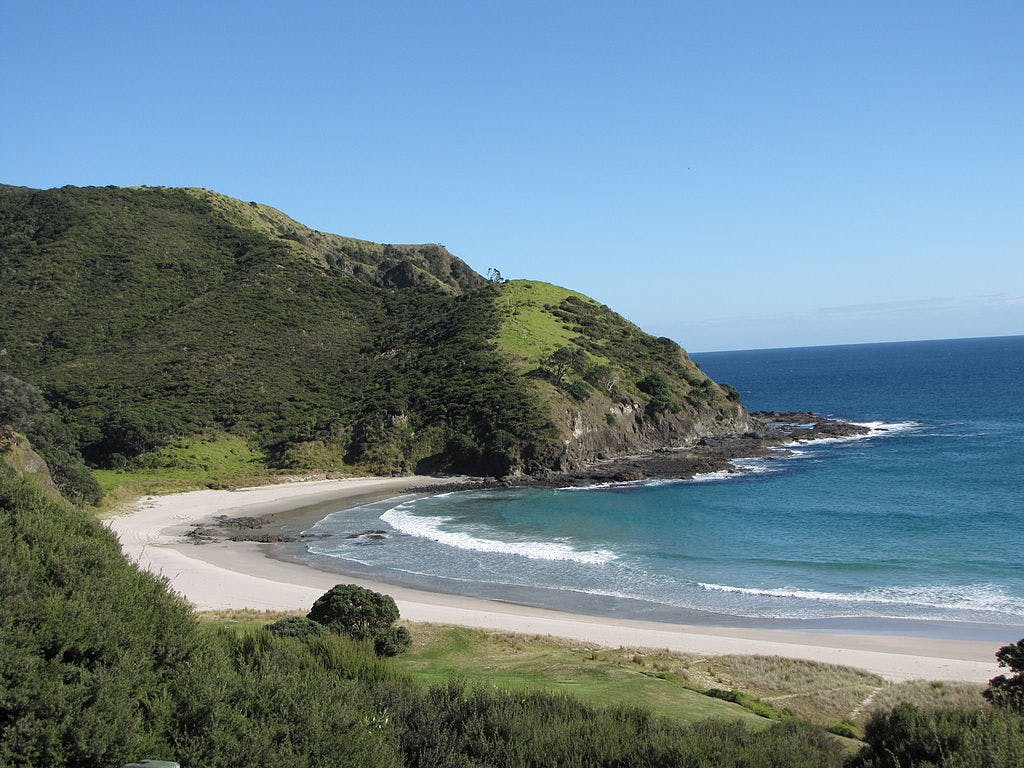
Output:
top-left (306, 335), bottom-right (1024, 627)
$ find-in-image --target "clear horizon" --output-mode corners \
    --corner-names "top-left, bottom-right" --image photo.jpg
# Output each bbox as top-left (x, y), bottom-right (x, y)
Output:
top-left (690, 331), bottom-right (1024, 355)
top-left (3, 2), bottom-right (1021, 350)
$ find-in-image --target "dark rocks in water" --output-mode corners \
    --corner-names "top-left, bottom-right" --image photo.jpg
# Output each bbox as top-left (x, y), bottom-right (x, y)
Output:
top-left (228, 533), bottom-right (296, 543)
top-left (213, 515), bottom-right (271, 529)
top-left (184, 526), bottom-right (218, 544)
top-left (753, 411), bottom-right (821, 425)
top-left (345, 529), bottom-right (389, 539)
top-left (751, 411), bottom-right (869, 440)
top-left (344, 529), bottom-right (390, 544)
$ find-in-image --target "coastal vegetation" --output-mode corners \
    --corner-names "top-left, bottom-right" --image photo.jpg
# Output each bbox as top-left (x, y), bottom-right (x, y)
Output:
top-left (306, 583), bottom-right (412, 657)
top-left (0, 184), bottom-right (748, 498)
top-left (2, 464), bottom-right (1021, 767)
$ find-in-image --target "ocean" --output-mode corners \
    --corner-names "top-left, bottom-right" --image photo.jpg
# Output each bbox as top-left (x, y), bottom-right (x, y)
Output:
top-left (299, 335), bottom-right (1024, 634)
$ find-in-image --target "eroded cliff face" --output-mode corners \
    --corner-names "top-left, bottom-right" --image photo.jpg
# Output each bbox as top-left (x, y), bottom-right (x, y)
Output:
top-left (549, 398), bottom-right (755, 472)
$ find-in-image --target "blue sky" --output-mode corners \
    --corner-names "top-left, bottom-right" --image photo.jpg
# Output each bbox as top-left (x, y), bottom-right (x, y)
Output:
top-left (3, 1), bottom-right (1021, 351)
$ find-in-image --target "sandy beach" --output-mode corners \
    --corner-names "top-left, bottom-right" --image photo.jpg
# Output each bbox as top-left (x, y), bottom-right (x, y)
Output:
top-left (105, 476), bottom-right (1008, 683)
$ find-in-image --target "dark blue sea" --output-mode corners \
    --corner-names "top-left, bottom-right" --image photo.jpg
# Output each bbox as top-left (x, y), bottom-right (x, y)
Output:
top-left (302, 336), bottom-right (1024, 632)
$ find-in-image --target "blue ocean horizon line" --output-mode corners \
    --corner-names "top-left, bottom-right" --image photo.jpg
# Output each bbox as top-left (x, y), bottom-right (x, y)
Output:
top-left (689, 331), bottom-right (1024, 356)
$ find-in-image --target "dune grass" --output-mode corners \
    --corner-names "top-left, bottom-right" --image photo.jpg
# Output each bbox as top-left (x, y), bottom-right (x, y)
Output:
top-left (196, 614), bottom-right (987, 743)
top-left (392, 623), bottom-right (774, 726)
top-left (869, 679), bottom-right (986, 716)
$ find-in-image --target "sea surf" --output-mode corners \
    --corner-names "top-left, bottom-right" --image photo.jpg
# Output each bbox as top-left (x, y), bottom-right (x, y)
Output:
top-left (300, 336), bottom-right (1024, 632)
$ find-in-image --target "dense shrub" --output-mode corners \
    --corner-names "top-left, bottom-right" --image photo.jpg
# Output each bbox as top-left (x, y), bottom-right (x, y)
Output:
top-left (854, 702), bottom-right (1024, 767)
top-left (90, 407), bottom-right (183, 465)
top-left (375, 625), bottom-right (413, 657)
top-left (638, 372), bottom-right (678, 414)
top-left (720, 382), bottom-right (742, 402)
top-left (0, 467), bottom-right (401, 768)
top-left (373, 679), bottom-right (844, 768)
top-left (706, 688), bottom-right (785, 720)
top-left (266, 615), bottom-right (328, 641)
top-left (308, 584), bottom-right (412, 656)
top-left (0, 372), bottom-right (100, 503)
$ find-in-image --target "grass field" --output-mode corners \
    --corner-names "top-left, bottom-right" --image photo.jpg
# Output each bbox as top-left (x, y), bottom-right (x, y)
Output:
top-left (199, 612), bottom-right (982, 739)
top-left (394, 623), bottom-right (772, 726)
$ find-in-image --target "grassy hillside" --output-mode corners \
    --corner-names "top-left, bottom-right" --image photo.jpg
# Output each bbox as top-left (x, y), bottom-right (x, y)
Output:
top-left (0, 184), bottom-right (748, 492)
top-left (0, 185), bottom-right (556, 482)
top-left (494, 280), bottom-right (747, 462)
top-left (496, 279), bottom-right (733, 406)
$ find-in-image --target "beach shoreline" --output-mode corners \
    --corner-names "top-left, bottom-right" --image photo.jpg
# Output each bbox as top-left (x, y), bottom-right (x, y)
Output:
top-left (105, 476), bottom-right (1014, 683)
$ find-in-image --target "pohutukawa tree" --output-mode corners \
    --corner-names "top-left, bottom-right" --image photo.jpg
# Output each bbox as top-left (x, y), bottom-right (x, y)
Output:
top-left (307, 584), bottom-right (412, 656)
top-left (984, 638), bottom-right (1024, 713)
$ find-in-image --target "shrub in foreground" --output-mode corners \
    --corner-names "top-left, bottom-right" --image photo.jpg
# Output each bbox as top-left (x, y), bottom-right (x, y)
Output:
top-left (854, 702), bottom-right (1024, 767)
top-left (0, 467), bottom-right (399, 768)
top-left (308, 583), bottom-right (412, 656)
top-left (372, 679), bottom-right (845, 768)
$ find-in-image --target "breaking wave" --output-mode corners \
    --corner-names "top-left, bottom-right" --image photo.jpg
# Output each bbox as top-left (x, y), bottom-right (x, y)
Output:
top-left (380, 502), bottom-right (618, 564)
top-left (698, 581), bottom-right (1024, 617)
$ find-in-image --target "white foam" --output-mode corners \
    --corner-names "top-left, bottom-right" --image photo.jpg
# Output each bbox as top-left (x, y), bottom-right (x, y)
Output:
top-left (688, 458), bottom-right (779, 483)
top-left (698, 581), bottom-right (1024, 616)
top-left (556, 478), bottom-right (678, 492)
top-left (781, 419), bottom-right (922, 447)
top-left (687, 469), bottom-right (735, 482)
top-left (380, 502), bottom-right (618, 564)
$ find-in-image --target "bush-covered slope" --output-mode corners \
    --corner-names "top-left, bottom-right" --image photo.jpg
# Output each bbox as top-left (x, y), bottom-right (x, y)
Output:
top-left (0, 184), bottom-right (746, 482)
top-left (495, 280), bottom-right (750, 467)
top-left (0, 185), bottom-right (554, 478)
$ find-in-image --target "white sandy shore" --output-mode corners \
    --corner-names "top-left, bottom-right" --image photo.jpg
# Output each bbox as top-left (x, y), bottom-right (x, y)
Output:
top-left (106, 476), bottom-right (1007, 683)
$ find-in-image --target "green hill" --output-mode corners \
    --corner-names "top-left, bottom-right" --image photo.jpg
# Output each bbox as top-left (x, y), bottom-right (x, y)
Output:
top-left (0, 184), bottom-right (748, 492)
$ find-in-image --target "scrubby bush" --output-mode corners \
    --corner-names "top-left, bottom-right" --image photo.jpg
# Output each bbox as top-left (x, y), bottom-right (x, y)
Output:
top-left (375, 625), bottom-right (413, 657)
top-left (0, 372), bottom-right (47, 428)
top-left (564, 379), bottom-right (592, 401)
top-left (91, 407), bottom-right (182, 465)
top-left (706, 688), bottom-right (785, 720)
top-left (638, 372), bottom-right (678, 414)
top-left (308, 584), bottom-right (412, 656)
top-left (854, 702), bottom-right (1024, 767)
top-left (373, 679), bottom-right (844, 768)
top-left (720, 382), bottom-right (742, 402)
top-left (0, 372), bottom-right (100, 503)
top-left (266, 615), bottom-right (328, 641)
top-left (0, 467), bottom-right (400, 768)
top-left (480, 428), bottom-right (520, 477)
top-left (444, 432), bottom-right (481, 471)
